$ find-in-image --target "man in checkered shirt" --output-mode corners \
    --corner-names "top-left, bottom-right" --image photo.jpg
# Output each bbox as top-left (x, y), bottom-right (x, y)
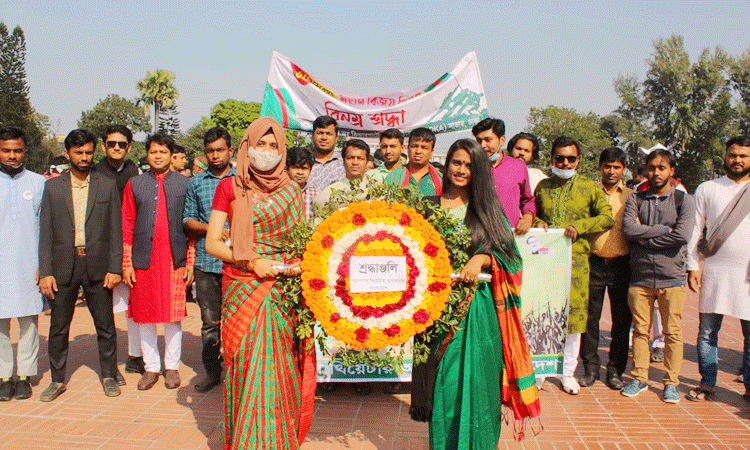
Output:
top-left (183, 127), bottom-right (235, 392)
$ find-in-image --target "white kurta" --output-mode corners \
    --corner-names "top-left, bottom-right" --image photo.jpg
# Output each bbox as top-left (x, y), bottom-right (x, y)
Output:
top-left (0, 169), bottom-right (46, 319)
top-left (527, 167), bottom-right (547, 193)
top-left (687, 176), bottom-right (750, 321)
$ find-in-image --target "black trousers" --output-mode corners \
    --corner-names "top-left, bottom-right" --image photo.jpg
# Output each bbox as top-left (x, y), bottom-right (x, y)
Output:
top-left (48, 255), bottom-right (117, 382)
top-left (580, 254), bottom-right (632, 376)
top-left (195, 269), bottom-right (223, 376)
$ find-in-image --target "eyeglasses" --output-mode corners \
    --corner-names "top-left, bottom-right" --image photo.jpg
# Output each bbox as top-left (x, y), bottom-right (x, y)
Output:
top-left (106, 141), bottom-right (129, 149)
top-left (554, 155), bottom-right (578, 164)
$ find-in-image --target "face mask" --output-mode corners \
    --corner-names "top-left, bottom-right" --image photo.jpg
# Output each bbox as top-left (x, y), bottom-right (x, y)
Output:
top-left (247, 147), bottom-right (281, 172)
top-left (488, 151), bottom-right (501, 163)
top-left (551, 166), bottom-right (576, 179)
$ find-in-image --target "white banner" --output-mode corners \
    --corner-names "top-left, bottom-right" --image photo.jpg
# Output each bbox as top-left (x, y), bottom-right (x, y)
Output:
top-left (260, 51), bottom-right (488, 134)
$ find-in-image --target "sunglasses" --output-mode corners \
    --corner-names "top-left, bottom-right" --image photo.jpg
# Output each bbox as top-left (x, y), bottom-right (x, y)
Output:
top-left (106, 141), bottom-right (129, 149)
top-left (554, 155), bottom-right (578, 164)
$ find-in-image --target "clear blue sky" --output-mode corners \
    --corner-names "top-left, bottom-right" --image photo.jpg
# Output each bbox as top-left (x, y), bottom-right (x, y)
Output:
top-left (3, 0), bottom-right (749, 147)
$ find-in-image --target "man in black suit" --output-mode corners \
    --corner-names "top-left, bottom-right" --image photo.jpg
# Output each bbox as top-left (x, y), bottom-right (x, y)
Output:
top-left (38, 129), bottom-right (123, 401)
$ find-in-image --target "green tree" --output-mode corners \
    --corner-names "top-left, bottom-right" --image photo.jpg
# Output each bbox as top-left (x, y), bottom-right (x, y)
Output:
top-left (137, 69), bottom-right (179, 133)
top-left (0, 23), bottom-right (45, 172)
top-left (611, 35), bottom-right (737, 190)
top-left (730, 49), bottom-right (750, 135)
top-left (158, 104), bottom-right (180, 135)
top-left (78, 94), bottom-right (150, 138)
top-left (526, 105), bottom-right (613, 178)
top-left (202, 99), bottom-right (260, 147)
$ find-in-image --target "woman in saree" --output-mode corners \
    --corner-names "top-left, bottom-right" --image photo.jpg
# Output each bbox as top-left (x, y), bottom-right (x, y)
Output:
top-left (410, 139), bottom-right (540, 448)
top-left (205, 117), bottom-right (315, 450)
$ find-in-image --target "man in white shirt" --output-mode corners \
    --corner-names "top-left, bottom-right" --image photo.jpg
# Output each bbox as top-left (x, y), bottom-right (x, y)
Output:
top-left (508, 132), bottom-right (547, 193)
top-left (686, 135), bottom-right (750, 402)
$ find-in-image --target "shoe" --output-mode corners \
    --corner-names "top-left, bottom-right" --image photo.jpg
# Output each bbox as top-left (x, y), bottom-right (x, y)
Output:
top-left (40, 382), bottom-right (66, 402)
top-left (686, 386), bottom-right (715, 402)
top-left (383, 382), bottom-right (401, 394)
top-left (102, 378), bottom-right (121, 397)
top-left (621, 380), bottom-right (648, 398)
top-left (663, 384), bottom-right (680, 403)
top-left (0, 380), bottom-right (15, 401)
top-left (353, 383), bottom-right (372, 395)
top-left (194, 373), bottom-right (221, 393)
top-left (605, 372), bottom-right (624, 390)
top-left (650, 347), bottom-right (664, 363)
top-left (164, 369), bottom-right (181, 389)
top-left (561, 376), bottom-right (580, 395)
top-left (578, 372), bottom-right (599, 388)
top-left (125, 356), bottom-right (145, 374)
top-left (14, 379), bottom-right (32, 400)
top-left (137, 372), bottom-right (159, 391)
top-left (114, 370), bottom-right (126, 386)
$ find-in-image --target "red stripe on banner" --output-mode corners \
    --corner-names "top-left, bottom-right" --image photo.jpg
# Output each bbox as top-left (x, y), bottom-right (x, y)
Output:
top-left (273, 89), bottom-right (289, 128)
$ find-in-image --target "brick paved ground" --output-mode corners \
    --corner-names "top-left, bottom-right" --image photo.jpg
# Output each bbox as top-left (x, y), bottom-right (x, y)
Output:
top-left (1, 286), bottom-right (748, 449)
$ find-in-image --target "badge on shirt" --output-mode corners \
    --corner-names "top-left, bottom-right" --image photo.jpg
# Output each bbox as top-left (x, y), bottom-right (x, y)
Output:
top-left (22, 190), bottom-right (33, 201)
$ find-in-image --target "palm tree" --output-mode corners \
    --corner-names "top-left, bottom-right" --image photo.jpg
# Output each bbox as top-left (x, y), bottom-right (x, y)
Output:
top-left (137, 69), bottom-right (178, 133)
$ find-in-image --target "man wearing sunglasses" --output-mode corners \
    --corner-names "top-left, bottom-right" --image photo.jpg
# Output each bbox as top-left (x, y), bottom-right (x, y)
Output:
top-left (93, 125), bottom-right (144, 378)
top-left (94, 125), bottom-right (139, 196)
top-left (534, 136), bottom-right (614, 396)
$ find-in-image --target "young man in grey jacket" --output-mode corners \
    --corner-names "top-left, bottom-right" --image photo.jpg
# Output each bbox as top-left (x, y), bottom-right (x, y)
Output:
top-left (621, 149), bottom-right (695, 403)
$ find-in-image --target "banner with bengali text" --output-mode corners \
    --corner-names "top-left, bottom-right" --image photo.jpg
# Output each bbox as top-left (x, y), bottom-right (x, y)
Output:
top-left (260, 51), bottom-right (488, 135)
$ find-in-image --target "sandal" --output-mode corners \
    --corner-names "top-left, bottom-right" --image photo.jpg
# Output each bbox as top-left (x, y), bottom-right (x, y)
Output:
top-left (686, 387), bottom-right (715, 402)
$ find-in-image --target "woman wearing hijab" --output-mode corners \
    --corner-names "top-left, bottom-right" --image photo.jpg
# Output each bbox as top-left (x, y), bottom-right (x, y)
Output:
top-left (205, 117), bottom-right (315, 450)
top-left (410, 139), bottom-right (540, 448)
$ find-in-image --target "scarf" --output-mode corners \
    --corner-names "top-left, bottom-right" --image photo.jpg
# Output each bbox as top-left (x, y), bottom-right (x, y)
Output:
top-left (231, 117), bottom-right (289, 263)
top-left (400, 164), bottom-right (443, 195)
top-left (698, 178), bottom-right (750, 258)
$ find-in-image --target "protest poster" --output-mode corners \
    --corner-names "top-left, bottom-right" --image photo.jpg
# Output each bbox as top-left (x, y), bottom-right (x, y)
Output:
top-left (514, 228), bottom-right (571, 378)
top-left (260, 51), bottom-right (488, 135)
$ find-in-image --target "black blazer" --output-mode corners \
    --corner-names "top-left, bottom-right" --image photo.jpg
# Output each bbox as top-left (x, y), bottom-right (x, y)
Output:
top-left (39, 171), bottom-right (123, 284)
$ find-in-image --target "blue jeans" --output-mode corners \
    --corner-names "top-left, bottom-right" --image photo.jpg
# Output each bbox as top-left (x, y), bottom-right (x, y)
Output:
top-left (697, 313), bottom-right (750, 392)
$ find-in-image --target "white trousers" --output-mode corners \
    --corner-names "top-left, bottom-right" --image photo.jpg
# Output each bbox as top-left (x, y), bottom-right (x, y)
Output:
top-left (138, 322), bottom-right (182, 372)
top-left (0, 316), bottom-right (39, 379)
top-left (126, 316), bottom-right (142, 357)
top-left (562, 332), bottom-right (581, 377)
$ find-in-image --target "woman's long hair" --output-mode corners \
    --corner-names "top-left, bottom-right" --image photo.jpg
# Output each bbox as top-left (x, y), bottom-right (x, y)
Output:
top-left (441, 139), bottom-right (519, 262)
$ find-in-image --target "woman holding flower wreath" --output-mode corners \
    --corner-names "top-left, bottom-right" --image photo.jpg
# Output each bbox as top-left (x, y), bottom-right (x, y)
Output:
top-left (410, 139), bottom-right (540, 448)
top-left (205, 117), bottom-right (315, 450)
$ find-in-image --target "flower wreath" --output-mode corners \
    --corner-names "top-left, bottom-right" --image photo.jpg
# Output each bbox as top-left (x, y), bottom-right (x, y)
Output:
top-left (277, 181), bottom-right (473, 368)
top-left (301, 201), bottom-right (452, 350)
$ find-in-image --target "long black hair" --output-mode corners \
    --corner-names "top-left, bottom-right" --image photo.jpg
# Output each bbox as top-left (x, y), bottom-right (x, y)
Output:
top-left (441, 139), bottom-right (519, 262)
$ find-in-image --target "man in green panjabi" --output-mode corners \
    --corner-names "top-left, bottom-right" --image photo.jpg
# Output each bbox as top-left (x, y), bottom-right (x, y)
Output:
top-left (534, 136), bottom-right (614, 395)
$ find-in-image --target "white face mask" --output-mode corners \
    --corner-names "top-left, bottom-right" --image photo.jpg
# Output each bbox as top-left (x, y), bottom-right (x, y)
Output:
top-left (551, 166), bottom-right (576, 179)
top-left (247, 147), bottom-right (282, 172)
top-left (487, 151), bottom-right (501, 163)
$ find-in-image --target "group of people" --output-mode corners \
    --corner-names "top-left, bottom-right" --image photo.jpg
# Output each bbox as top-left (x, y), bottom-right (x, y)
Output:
top-left (1, 111), bottom-right (749, 449)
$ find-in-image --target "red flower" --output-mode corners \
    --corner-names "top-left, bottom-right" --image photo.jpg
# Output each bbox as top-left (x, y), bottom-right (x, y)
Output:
top-left (337, 262), bottom-right (349, 277)
top-left (428, 282), bottom-right (447, 292)
top-left (383, 325), bottom-right (400, 337)
top-left (423, 242), bottom-right (439, 257)
top-left (309, 279), bottom-right (326, 290)
top-left (355, 327), bottom-right (370, 342)
top-left (352, 213), bottom-right (366, 226)
top-left (399, 213), bottom-right (411, 226)
top-left (373, 308), bottom-right (385, 318)
top-left (413, 309), bottom-right (430, 324)
top-left (321, 235), bottom-right (334, 248)
top-left (330, 313), bottom-right (340, 322)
